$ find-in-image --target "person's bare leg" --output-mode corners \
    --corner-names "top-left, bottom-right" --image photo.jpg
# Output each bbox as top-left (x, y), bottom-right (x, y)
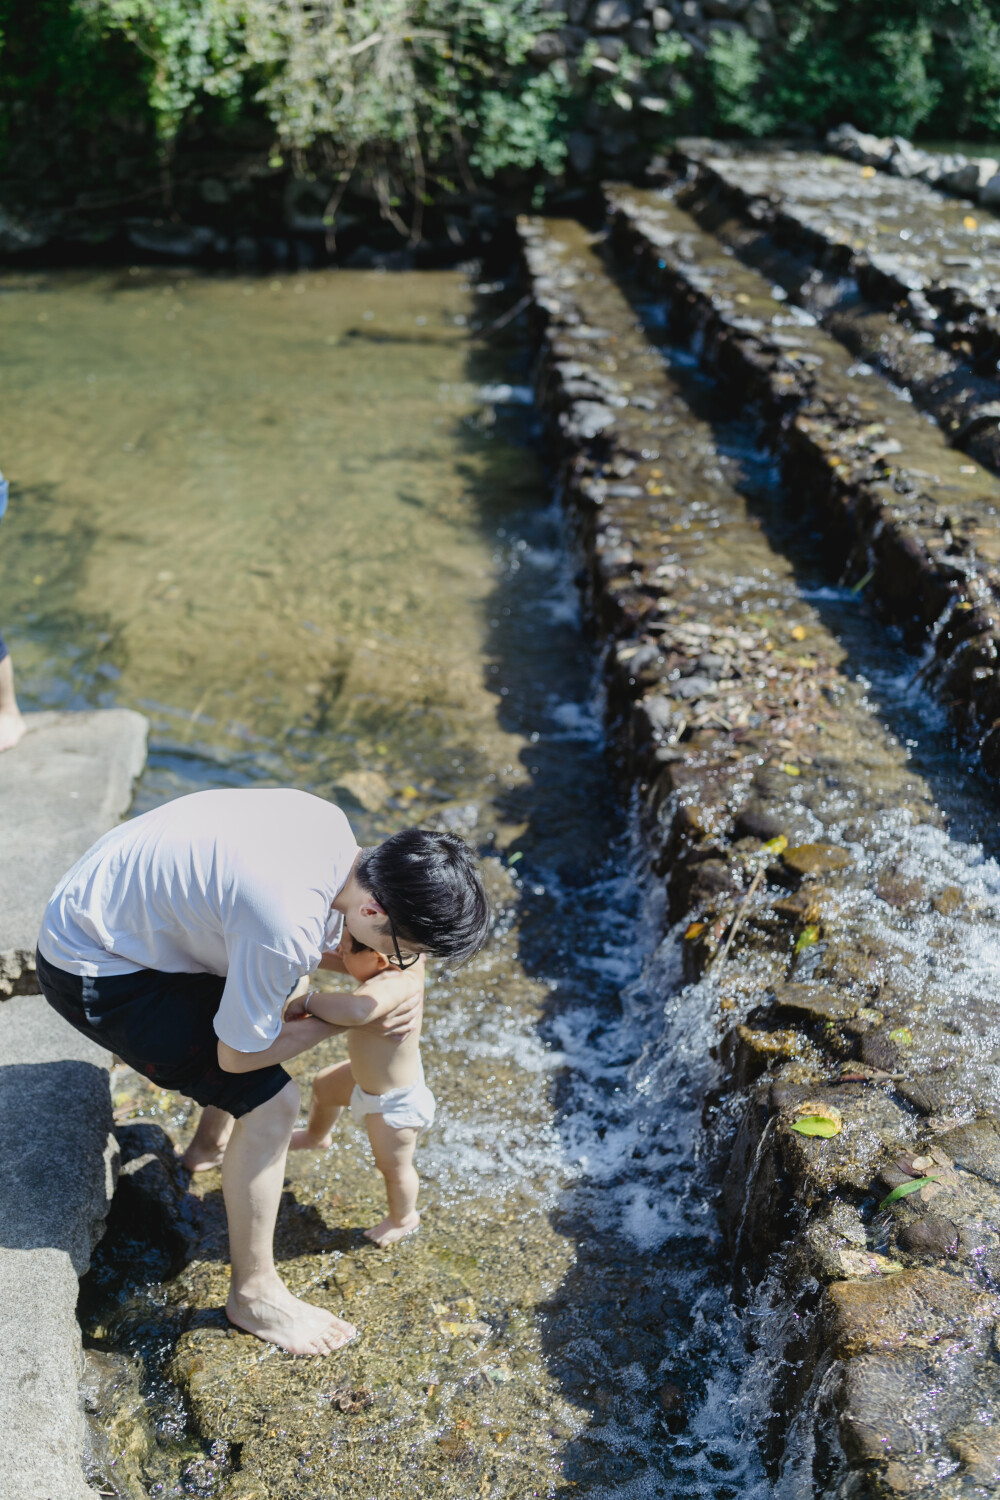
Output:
top-left (289, 1060), bottom-right (353, 1150)
top-left (0, 654), bottom-right (25, 753)
top-left (223, 1079), bottom-right (356, 1355)
top-left (364, 1115), bottom-right (421, 1247)
top-left (180, 1105), bottom-right (235, 1171)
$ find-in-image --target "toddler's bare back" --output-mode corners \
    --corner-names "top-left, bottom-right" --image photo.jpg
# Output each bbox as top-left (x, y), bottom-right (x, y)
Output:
top-left (347, 1018), bottom-right (422, 1097)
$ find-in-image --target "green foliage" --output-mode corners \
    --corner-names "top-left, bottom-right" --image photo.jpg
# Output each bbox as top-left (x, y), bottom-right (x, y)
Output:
top-left (939, 1), bottom-right (1000, 136)
top-left (707, 30), bottom-right (774, 137)
top-left (79, 0), bottom-right (244, 143)
top-left (82, 0), bottom-right (572, 193)
top-left (9, 0), bottom-right (1000, 228)
top-left (0, 0), bottom-right (148, 158)
top-left (766, 7), bottom-right (941, 138)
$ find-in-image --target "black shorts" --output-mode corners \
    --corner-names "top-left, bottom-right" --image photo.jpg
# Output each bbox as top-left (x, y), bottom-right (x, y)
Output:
top-left (35, 948), bottom-right (291, 1119)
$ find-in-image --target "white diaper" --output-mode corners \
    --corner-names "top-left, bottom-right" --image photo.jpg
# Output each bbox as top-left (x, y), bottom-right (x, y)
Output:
top-left (349, 1065), bottom-right (436, 1132)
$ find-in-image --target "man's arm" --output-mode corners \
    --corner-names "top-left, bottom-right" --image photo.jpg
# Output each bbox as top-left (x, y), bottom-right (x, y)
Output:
top-left (217, 1013), bottom-right (344, 1075)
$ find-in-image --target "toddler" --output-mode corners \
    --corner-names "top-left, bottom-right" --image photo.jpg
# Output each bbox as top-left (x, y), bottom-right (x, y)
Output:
top-left (289, 931), bottom-right (435, 1245)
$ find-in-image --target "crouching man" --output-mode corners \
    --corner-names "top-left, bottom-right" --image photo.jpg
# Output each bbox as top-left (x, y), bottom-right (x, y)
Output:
top-left (35, 787), bottom-right (488, 1357)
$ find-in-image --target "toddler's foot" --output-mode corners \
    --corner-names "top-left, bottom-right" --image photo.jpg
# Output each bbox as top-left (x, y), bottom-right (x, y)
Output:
top-left (364, 1211), bottom-right (420, 1247)
top-left (0, 707), bottom-right (25, 753)
top-left (289, 1127), bottom-right (333, 1151)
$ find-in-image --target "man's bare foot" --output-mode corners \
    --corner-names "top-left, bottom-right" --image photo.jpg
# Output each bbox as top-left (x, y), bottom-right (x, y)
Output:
top-left (226, 1277), bottom-right (357, 1356)
top-left (289, 1127), bottom-right (332, 1151)
top-left (0, 708), bottom-right (25, 753)
top-left (179, 1140), bottom-right (227, 1172)
top-left (364, 1211), bottom-right (420, 1247)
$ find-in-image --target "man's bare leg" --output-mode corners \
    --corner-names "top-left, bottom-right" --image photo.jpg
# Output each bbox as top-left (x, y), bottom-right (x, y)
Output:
top-left (181, 1105), bottom-right (235, 1171)
top-left (289, 1060), bottom-right (353, 1150)
top-left (0, 653), bottom-right (25, 753)
top-left (223, 1079), bottom-right (356, 1355)
top-left (364, 1115), bottom-right (421, 1247)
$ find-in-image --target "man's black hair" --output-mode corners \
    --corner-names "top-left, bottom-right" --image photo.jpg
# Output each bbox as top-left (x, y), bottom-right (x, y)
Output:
top-left (356, 829), bottom-right (490, 964)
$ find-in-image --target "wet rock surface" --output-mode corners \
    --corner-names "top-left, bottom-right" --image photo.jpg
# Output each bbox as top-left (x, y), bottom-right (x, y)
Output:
top-left (670, 140), bottom-right (1000, 482)
top-left (521, 211), bottom-right (1000, 1495)
top-left (604, 179), bottom-right (1000, 791)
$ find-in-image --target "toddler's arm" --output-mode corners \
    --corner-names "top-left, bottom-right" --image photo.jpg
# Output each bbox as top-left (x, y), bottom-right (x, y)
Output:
top-left (292, 966), bottom-right (423, 1037)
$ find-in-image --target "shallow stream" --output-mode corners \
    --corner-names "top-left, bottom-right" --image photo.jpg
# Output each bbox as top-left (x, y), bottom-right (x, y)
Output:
top-left (0, 263), bottom-right (779, 1498)
top-left (6, 251), bottom-right (1000, 1497)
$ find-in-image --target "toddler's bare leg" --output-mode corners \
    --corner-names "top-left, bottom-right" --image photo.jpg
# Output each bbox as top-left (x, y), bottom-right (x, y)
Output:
top-left (363, 1115), bottom-right (421, 1246)
top-left (181, 1104), bottom-right (235, 1171)
top-left (289, 1059), bottom-right (354, 1150)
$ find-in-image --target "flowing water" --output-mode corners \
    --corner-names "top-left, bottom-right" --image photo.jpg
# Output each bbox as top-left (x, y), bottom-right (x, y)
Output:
top-left (0, 263), bottom-right (781, 1498)
top-left (11, 243), bottom-right (1000, 1499)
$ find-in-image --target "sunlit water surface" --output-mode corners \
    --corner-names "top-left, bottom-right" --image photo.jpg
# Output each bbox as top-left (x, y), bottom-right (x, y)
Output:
top-left (0, 265), bottom-right (774, 1498)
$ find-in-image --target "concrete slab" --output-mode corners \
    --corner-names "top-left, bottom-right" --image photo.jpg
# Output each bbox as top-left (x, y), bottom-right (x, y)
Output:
top-left (0, 1001), bottom-right (116, 1500)
top-left (0, 708), bottom-right (147, 1499)
top-left (0, 709), bottom-right (148, 995)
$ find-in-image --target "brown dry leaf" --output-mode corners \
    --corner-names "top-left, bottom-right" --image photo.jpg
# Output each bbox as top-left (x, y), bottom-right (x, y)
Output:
top-left (329, 1386), bottom-right (374, 1414)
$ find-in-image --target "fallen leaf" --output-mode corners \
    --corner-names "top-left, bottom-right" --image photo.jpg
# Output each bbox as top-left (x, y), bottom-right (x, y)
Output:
top-left (795, 923), bottom-right (821, 953)
top-left (684, 921), bottom-right (706, 940)
top-left (861, 165), bottom-right (876, 178)
top-left (879, 1175), bottom-right (940, 1210)
top-left (889, 1027), bottom-right (913, 1046)
top-left (790, 625), bottom-right (807, 641)
top-left (791, 1114), bottom-right (840, 1137)
top-left (964, 214), bottom-right (979, 230)
top-left (761, 834), bottom-right (788, 854)
top-left (781, 763), bottom-right (800, 776)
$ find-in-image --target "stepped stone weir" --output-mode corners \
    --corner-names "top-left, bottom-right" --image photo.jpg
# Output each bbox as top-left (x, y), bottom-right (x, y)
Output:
top-left (667, 142), bottom-right (1000, 477)
top-left (520, 212), bottom-right (1000, 1495)
top-left (603, 182), bottom-right (1000, 785)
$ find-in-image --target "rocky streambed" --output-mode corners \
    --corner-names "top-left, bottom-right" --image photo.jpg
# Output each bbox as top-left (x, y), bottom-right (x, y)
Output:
top-left (29, 158), bottom-right (1000, 1497)
top-left (519, 177), bottom-right (1000, 1495)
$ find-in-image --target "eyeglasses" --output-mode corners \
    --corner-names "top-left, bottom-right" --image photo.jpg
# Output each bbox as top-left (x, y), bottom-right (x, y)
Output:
top-left (377, 900), bottom-right (422, 970)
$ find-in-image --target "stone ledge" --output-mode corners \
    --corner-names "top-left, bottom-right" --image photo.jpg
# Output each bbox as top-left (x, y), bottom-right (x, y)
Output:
top-left (0, 709), bottom-right (148, 995)
top-left (0, 708), bottom-right (146, 1499)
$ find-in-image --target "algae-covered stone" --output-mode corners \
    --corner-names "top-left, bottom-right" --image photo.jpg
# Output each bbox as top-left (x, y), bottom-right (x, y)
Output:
top-left (826, 1268), bottom-right (1000, 1357)
top-left (949, 1422), bottom-right (1000, 1484)
top-left (838, 1352), bottom-right (925, 1463)
top-left (898, 1216), bottom-right (960, 1257)
top-left (782, 842), bottom-right (852, 878)
top-left (728, 1025), bottom-right (818, 1087)
top-left (934, 1118), bottom-right (1000, 1185)
top-left (773, 982), bottom-right (858, 1024)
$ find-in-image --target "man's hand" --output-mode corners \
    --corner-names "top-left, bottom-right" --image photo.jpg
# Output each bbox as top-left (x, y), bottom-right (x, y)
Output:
top-left (284, 990), bottom-right (311, 1023)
